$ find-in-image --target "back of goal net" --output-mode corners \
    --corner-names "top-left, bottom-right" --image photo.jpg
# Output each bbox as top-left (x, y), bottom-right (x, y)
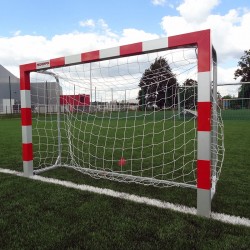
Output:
top-left (28, 46), bottom-right (224, 190)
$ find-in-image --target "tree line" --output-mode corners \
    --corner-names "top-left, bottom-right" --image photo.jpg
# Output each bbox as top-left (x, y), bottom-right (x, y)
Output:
top-left (137, 50), bottom-right (250, 110)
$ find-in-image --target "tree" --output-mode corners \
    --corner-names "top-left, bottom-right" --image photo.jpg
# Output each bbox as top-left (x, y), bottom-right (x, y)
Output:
top-left (180, 78), bottom-right (197, 109)
top-left (234, 50), bottom-right (250, 108)
top-left (222, 95), bottom-right (233, 99)
top-left (138, 57), bottom-right (178, 109)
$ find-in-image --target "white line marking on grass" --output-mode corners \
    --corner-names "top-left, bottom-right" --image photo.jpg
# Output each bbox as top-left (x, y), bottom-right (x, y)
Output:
top-left (1, 167), bottom-right (250, 227)
top-left (0, 168), bottom-right (23, 176)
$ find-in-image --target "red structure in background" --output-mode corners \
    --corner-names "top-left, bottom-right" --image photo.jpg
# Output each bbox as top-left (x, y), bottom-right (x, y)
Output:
top-left (60, 94), bottom-right (90, 112)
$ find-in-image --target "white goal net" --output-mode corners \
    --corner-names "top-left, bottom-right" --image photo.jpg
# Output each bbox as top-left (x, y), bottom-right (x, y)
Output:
top-left (29, 47), bottom-right (224, 189)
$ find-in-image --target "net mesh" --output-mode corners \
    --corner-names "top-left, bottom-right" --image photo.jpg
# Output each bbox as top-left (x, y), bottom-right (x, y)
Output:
top-left (30, 48), bottom-right (224, 188)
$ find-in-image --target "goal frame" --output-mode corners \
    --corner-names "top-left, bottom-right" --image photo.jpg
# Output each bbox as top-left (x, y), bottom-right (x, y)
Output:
top-left (20, 29), bottom-right (218, 218)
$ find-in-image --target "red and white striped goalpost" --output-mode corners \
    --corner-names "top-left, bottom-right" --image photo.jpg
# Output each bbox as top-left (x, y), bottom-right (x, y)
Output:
top-left (20, 29), bottom-right (217, 217)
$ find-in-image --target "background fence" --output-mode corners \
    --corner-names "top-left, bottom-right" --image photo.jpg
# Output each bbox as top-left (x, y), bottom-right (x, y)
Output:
top-left (217, 82), bottom-right (250, 120)
top-left (1, 82), bottom-right (250, 119)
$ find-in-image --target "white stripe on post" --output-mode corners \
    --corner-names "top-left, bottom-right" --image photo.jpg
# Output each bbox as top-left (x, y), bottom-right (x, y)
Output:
top-left (142, 38), bottom-right (168, 52)
top-left (198, 71), bottom-right (211, 102)
top-left (197, 189), bottom-right (211, 217)
top-left (100, 47), bottom-right (120, 59)
top-left (22, 125), bottom-right (32, 144)
top-left (23, 161), bottom-right (33, 177)
top-left (197, 131), bottom-right (211, 161)
top-left (36, 60), bottom-right (50, 70)
top-left (21, 90), bottom-right (31, 108)
top-left (65, 54), bottom-right (81, 65)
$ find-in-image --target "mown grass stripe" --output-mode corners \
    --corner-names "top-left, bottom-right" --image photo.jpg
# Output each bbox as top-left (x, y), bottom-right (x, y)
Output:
top-left (1, 167), bottom-right (249, 228)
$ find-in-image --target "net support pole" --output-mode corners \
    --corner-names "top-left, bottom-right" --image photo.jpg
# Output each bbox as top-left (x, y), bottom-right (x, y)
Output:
top-left (177, 86), bottom-right (181, 119)
top-left (90, 62), bottom-right (92, 112)
top-left (55, 76), bottom-right (62, 166)
top-left (39, 71), bottom-right (62, 166)
top-left (211, 47), bottom-right (218, 197)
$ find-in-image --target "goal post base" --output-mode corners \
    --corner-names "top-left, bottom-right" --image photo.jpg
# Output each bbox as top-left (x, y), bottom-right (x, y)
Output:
top-left (23, 161), bottom-right (34, 177)
top-left (197, 188), bottom-right (211, 217)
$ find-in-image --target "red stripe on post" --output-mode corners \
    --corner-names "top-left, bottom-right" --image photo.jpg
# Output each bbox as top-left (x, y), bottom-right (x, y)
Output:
top-left (81, 50), bottom-right (100, 62)
top-left (20, 72), bottom-right (30, 90)
top-left (22, 143), bottom-right (33, 161)
top-left (20, 64), bottom-right (36, 90)
top-left (197, 37), bottom-right (210, 73)
top-left (168, 31), bottom-right (198, 47)
top-left (168, 30), bottom-right (211, 72)
top-left (120, 42), bottom-right (143, 56)
top-left (197, 102), bottom-right (211, 131)
top-left (21, 108), bottom-right (32, 126)
top-left (20, 63), bottom-right (37, 72)
top-left (50, 57), bottom-right (65, 68)
top-left (197, 160), bottom-right (211, 189)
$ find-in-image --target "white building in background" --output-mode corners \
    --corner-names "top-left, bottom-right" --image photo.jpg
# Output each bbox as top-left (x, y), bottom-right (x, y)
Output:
top-left (2, 99), bottom-right (15, 114)
top-left (0, 65), bottom-right (20, 114)
top-left (0, 65), bottom-right (61, 114)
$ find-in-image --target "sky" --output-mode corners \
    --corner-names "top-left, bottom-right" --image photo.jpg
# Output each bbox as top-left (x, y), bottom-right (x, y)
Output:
top-left (0, 0), bottom-right (250, 95)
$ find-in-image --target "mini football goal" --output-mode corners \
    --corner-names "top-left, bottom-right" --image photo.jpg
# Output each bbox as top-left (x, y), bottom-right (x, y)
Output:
top-left (20, 29), bottom-right (224, 217)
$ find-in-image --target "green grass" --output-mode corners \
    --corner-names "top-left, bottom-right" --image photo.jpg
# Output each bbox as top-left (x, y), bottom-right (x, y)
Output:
top-left (0, 118), bottom-right (22, 169)
top-left (212, 121), bottom-right (250, 217)
top-left (1, 173), bottom-right (250, 249)
top-left (0, 173), bottom-right (250, 249)
top-left (0, 116), bottom-right (250, 249)
top-left (222, 109), bottom-right (250, 120)
top-left (32, 111), bottom-right (197, 185)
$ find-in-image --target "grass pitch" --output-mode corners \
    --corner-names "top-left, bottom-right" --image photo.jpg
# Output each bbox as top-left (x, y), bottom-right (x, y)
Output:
top-left (0, 115), bottom-right (250, 249)
top-left (32, 111), bottom-right (198, 186)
